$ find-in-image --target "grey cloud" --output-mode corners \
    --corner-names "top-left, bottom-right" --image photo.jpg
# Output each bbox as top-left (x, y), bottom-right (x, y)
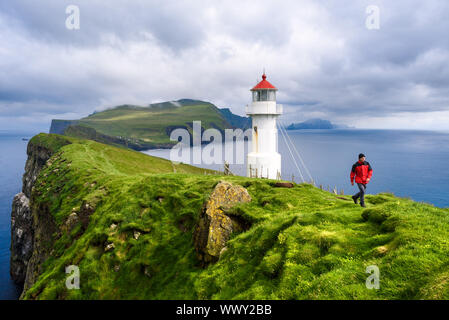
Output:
top-left (1, 0), bottom-right (449, 131)
top-left (0, 0), bottom-right (207, 50)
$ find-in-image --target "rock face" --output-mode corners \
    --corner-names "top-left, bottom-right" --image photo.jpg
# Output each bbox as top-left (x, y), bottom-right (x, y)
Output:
top-left (194, 181), bottom-right (251, 264)
top-left (274, 182), bottom-right (294, 188)
top-left (10, 193), bottom-right (32, 283)
top-left (10, 137), bottom-right (70, 290)
top-left (22, 142), bottom-right (54, 198)
top-left (49, 119), bottom-right (79, 135)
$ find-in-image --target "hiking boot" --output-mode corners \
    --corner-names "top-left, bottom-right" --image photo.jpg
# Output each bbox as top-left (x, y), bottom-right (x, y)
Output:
top-left (352, 195), bottom-right (358, 204)
top-left (360, 203), bottom-right (366, 208)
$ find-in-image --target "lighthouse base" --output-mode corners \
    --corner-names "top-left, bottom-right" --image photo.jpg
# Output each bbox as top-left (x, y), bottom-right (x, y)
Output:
top-left (247, 152), bottom-right (281, 180)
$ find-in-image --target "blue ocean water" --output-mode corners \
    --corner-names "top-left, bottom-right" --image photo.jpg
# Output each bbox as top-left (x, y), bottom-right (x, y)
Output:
top-left (0, 129), bottom-right (448, 299)
top-left (144, 129), bottom-right (449, 208)
top-left (0, 133), bottom-right (31, 300)
top-left (279, 129), bottom-right (449, 208)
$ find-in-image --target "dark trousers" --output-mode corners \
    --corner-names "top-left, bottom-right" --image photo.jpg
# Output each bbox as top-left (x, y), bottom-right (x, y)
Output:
top-left (354, 183), bottom-right (367, 205)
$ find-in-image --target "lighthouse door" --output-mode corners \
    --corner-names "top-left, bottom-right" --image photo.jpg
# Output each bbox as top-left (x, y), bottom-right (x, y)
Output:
top-left (253, 126), bottom-right (258, 153)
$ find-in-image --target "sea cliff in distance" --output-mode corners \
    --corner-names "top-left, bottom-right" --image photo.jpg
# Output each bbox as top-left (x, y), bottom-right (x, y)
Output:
top-left (50, 99), bottom-right (251, 151)
top-left (287, 118), bottom-right (352, 130)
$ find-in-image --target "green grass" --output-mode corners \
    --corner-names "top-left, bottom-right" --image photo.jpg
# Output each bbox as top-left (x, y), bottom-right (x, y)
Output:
top-left (23, 134), bottom-right (449, 300)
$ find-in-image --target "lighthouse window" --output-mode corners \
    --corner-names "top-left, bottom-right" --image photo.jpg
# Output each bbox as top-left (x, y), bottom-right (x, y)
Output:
top-left (253, 90), bottom-right (276, 101)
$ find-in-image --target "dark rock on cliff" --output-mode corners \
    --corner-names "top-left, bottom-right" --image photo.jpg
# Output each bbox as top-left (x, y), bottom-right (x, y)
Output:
top-left (49, 119), bottom-right (79, 135)
top-left (21, 201), bottom-right (58, 297)
top-left (273, 182), bottom-right (294, 188)
top-left (10, 193), bottom-right (32, 284)
top-left (22, 141), bottom-right (55, 198)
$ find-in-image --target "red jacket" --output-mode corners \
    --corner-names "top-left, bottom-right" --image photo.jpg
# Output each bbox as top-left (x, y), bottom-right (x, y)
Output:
top-left (350, 160), bottom-right (373, 184)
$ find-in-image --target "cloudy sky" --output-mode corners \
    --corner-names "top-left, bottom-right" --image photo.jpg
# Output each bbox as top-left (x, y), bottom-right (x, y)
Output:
top-left (1, 0), bottom-right (449, 132)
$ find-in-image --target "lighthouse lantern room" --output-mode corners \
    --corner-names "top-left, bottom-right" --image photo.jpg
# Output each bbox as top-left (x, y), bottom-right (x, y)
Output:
top-left (246, 73), bottom-right (282, 179)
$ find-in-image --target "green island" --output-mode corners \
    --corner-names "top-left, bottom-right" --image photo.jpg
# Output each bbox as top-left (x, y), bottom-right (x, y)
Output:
top-left (49, 99), bottom-right (251, 150)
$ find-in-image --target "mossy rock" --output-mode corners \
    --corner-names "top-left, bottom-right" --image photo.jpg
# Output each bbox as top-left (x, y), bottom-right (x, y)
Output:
top-left (380, 216), bottom-right (401, 233)
top-left (366, 194), bottom-right (394, 205)
top-left (362, 208), bottom-right (391, 224)
top-left (193, 181), bottom-right (252, 264)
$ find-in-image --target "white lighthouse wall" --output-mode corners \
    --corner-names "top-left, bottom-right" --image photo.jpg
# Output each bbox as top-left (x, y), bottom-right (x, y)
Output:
top-left (247, 114), bottom-right (281, 179)
top-left (247, 152), bottom-right (281, 179)
top-left (251, 115), bottom-right (278, 153)
top-left (246, 101), bottom-right (279, 115)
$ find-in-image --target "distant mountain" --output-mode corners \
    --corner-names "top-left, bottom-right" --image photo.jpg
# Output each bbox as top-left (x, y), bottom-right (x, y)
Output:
top-left (218, 108), bottom-right (252, 130)
top-left (50, 99), bottom-right (251, 150)
top-left (286, 118), bottom-right (351, 130)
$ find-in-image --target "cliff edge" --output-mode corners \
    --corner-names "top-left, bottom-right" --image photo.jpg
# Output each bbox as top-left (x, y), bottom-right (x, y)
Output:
top-left (10, 133), bottom-right (449, 300)
top-left (10, 134), bottom-right (72, 293)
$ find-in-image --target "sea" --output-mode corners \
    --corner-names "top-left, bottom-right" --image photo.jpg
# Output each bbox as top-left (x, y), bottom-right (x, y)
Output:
top-left (1, 129), bottom-right (449, 299)
top-left (0, 132), bottom-right (32, 300)
top-left (143, 129), bottom-right (449, 208)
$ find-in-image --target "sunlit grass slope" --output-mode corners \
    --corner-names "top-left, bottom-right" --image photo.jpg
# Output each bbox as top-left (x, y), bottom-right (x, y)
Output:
top-left (24, 134), bottom-right (449, 300)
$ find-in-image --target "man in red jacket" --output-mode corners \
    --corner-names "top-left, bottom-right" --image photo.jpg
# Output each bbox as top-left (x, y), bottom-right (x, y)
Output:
top-left (350, 153), bottom-right (373, 208)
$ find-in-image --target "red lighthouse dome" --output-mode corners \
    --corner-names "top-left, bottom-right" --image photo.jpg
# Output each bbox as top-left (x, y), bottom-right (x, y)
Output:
top-left (251, 73), bottom-right (277, 91)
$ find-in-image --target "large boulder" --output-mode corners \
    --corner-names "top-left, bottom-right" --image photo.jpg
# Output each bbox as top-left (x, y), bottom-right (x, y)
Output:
top-left (194, 181), bottom-right (251, 264)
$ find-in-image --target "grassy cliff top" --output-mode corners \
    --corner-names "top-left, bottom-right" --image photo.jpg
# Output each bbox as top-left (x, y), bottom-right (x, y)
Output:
top-left (24, 134), bottom-right (449, 300)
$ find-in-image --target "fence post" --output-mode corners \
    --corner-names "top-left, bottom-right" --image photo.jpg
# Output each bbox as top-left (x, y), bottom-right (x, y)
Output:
top-left (224, 161), bottom-right (230, 176)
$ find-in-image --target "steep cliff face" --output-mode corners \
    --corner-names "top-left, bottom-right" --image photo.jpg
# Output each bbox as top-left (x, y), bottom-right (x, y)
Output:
top-left (10, 193), bottom-right (32, 283)
top-left (10, 135), bottom-right (71, 292)
top-left (22, 142), bottom-right (55, 197)
top-left (49, 119), bottom-right (79, 135)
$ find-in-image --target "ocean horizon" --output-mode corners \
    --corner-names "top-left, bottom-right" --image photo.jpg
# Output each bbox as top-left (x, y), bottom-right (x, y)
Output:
top-left (143, 128), bottom-right (449, 209)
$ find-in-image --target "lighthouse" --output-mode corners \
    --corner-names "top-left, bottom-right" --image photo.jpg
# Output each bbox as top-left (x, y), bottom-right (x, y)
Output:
top-left (246, 73), bottom-right (282, 179)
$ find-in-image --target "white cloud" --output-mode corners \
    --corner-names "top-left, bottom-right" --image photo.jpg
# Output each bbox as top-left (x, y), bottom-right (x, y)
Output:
top-left (0, 0), bottom-right (449, 131)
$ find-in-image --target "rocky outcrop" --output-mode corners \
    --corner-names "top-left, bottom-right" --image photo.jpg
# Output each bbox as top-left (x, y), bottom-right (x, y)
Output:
top-left (10, 193), bottom-right (32, 283)
top-left (274, 182), bottom-right (294, 188)
top-left (22, 141), bottom-right (55, 198)
top-left (49, 119), bottom-right (79, 135)
top-left (10, 137), bottom-right (70, 289)
top-left (21, 201), bottom-right (58, 297)
top-left (194, 181), bottom-right (252, 264)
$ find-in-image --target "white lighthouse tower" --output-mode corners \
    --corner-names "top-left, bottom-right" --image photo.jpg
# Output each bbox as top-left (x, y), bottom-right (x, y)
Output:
top-left (246, 73), bottom-right (282, 179)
